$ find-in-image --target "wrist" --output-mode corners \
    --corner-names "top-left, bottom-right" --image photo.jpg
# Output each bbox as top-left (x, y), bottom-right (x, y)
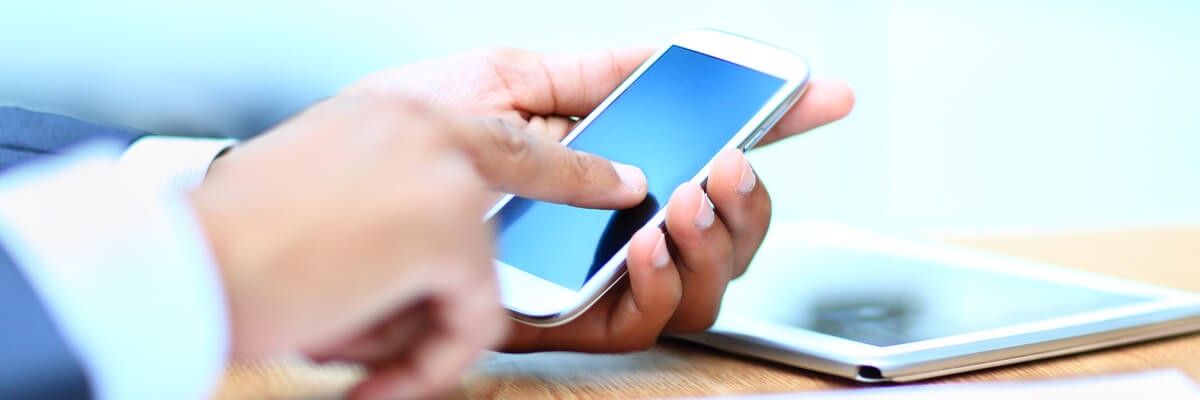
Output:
top-left (187, 189), bottom-right (247, 359)
top-left (188, 148), bottom-right (268, 359)
top-left (187, 144), bottom-right (303, 359)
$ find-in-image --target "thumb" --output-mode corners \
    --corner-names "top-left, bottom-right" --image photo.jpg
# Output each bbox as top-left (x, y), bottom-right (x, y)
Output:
top-left (451, 117), bottom-right (647, 209)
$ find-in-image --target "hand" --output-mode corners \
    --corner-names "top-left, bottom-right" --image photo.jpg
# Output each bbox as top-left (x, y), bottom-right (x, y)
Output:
top-left (190, 95), bottom-right (648, 399)
top-left (347, 48), bottom-right (854, 352)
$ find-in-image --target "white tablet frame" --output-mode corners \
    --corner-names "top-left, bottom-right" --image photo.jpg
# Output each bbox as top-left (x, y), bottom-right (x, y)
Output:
top-left (678, 222), bottom-right (1200, 382)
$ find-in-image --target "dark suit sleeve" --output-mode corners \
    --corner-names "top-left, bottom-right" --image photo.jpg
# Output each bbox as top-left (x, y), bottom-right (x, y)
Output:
top-left (0, 107), bottom-right (149, 172)
top-left (0, 243), bottom-right (92, 399)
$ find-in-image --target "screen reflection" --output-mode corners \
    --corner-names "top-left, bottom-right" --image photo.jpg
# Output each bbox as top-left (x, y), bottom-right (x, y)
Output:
top-left (721, 246), bottom-right (1151, 346)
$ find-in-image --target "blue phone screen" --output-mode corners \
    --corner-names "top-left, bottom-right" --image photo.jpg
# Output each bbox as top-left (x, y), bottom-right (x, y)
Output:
top-left (494, 45), bottom-right (786, 289)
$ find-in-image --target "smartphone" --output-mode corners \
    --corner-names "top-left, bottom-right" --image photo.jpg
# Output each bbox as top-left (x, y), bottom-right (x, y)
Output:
top-left (487, 29), bottom-right (811, 326)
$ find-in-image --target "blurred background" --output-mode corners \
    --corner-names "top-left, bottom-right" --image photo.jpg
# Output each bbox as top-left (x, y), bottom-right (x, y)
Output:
top-left (2, 0), bottom-right (1197, 237)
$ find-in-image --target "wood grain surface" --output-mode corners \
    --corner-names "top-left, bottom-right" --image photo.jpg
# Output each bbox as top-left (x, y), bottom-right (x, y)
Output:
top-left (214, 227), bottom-right (1200, 399)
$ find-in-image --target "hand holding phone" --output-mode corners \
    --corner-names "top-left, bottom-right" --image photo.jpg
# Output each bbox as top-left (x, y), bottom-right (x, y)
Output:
top-left (489, 30), bottom-right (813, 327)
top-left (345, 34), bottom-right (853, 352)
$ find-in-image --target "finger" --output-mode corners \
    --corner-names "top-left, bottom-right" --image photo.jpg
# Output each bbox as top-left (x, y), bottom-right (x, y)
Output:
top-left (661, 182), bottom-right (736, 333)
top-left (525, 114), bottom-right (579, 142)
top-left (433, 215), bottom-right (510, 353)
top-left (486, 47), bottom-right (655, 117)
top-left (705, 149), bottom-right (772, 277)
top-left (446, 263), bottom-right (510, 352)
top-left (758, 78), bottom-right (856, 146)
top-left (601, 226), bottom-right (684, 351)
top-left (349, 288), bottom-right (501, 400)
top-left (489, 48), bottom-right (851, 141)
top-left (306, 303), bottom-right (431, 364)
top-left (348, 333), bottom-right (478, 400)
top-left (451, 117), bottom-right (647, 209)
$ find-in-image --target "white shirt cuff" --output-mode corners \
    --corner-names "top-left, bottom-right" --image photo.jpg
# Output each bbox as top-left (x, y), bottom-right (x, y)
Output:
top-left (118, 136), bottom-right (237, 191)
top-left (0, 142), bottom-right (229, 400)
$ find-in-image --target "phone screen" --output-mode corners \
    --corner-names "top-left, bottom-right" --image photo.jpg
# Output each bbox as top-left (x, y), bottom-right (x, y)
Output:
top-left (495, 45), bottom-right (786, 289)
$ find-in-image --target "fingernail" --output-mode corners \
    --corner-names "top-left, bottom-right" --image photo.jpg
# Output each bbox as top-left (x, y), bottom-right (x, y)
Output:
top-left (735, 154), bottom-right (756, 195)
top-left (652, 232), bottom-right (670, 268)
top-left (694, 194), bottom-right (715, 230)
top-left (612, 161), bottom-right (647, 193)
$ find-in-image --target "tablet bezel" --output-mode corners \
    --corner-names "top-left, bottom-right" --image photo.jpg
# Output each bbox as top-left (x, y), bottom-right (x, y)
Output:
top-left (677, 222), bottom-right (1200, 382)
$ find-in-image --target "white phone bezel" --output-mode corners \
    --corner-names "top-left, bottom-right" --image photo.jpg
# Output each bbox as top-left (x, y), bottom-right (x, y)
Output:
top-left (489, 29), bottom-right (812, 326)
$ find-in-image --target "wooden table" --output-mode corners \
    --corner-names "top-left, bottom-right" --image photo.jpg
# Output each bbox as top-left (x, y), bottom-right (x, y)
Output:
top-left (215, 226), bottom-right (1200, 399)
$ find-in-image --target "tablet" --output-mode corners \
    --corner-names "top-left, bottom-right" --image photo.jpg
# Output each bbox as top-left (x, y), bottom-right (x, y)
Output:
top-left (676, 222), bottom-right (1200, 382)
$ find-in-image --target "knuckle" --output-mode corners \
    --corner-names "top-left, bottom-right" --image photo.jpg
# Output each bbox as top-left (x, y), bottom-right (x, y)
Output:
top-left (475, 47), bottom-right (541, 98)
top-left (492, 120), bottom-right (533, 159)
top-left (674, 311), bottom-right (721, 334)
top-left (625, 333), bottom-right (660, 352)
top-left (570, 152), bottom-right (605, 184)
top-left (478, 47), bottom-right (533, 67)
top-left (604, 320), bottom-right (667, 352)
top-left (732, 261), bottom-right (752, 280)
top-left (477, 120), bottom-right (537, 188)
top-left (561, 153), bottom-right (608, 204)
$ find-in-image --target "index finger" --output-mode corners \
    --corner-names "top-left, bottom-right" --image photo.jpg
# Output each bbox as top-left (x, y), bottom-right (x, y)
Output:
top-left (448, 117), bottom-right (648, 210)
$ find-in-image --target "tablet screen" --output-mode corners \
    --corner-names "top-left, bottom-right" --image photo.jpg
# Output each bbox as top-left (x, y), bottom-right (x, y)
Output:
top-left (724, 247), bottom-right (1154, 346)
